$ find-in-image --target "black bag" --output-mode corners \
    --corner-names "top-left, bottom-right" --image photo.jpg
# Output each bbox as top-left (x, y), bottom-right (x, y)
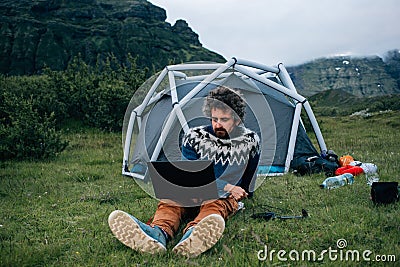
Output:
top-left (371, 182), bottom-right (399, 204)
top-left (290, 155), bottom-right (338, 176)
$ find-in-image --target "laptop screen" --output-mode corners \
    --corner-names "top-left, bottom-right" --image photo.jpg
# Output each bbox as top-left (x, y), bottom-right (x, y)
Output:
top-left (147, 160), bottom-right (218, 206)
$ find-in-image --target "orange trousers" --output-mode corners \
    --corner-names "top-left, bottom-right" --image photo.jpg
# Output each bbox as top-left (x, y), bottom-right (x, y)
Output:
top-left (150, 196), bottom-right (239, 238)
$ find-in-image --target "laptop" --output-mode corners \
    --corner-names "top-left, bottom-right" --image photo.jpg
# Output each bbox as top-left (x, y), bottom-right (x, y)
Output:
top-left (147, 160), bottom-right (219, 206)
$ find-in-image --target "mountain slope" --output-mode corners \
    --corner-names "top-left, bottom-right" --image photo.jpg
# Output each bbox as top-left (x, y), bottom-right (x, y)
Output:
top-left (1, 1), bottom-right (399, 98)
top-left (0, 0), bottom-right (225, 75)
top-left (288, 55), bottom-right (400, 97)
top-left (308, 89), bottom-right (400, 116)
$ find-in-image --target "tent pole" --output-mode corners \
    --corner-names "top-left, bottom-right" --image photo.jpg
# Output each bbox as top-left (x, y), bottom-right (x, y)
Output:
top-left (233, 65), bottom-right (305, 102)
top-left (183, 72), bottom-right (231, 82)
top-left (122, 68), bottom-right (167, 176)
top-left (277, 63), bottom-right (298, 93)
top-left (285, 103), bottom-right (302, 172)
top-left (181, 58), bottom-right (237, 103)
top-left (122, 110), bottom-right (137, 175)
top-left (150, 59), bottom-right (236, 161)
top-left (135, 68), bottom-right (168, 117)
top-left (277, 63), bottom-right (327, 153)
top-left (168, 70), bottom-right (189, 133)
top-left (168, 63), bottom-right (224, 71)
top-left (303, 101), bottom-right (327, 153)
top-left (168, 70), bottom-right (179, 104)
top-left (277, 63), bottom-right (309, 137)
top-left (235, 58), bottom-right (280, 74)
top-left (150, 107), bottom-right (178, 161)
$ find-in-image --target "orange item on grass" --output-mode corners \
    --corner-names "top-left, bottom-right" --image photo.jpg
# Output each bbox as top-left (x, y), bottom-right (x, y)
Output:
top-left (335, 165), bottom-right (364, 176)
top-left (339, 155), bottom-right (354, 167)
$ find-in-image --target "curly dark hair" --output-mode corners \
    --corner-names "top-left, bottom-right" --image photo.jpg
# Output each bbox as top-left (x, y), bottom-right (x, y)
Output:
top-left (203, 86), bottom-right (246, 121)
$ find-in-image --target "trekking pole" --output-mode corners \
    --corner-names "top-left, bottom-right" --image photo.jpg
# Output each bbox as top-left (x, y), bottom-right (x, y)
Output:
top-left (251, 209), bottom-right (308, 221)
top-left (275, 209), bottom-right (308, 220)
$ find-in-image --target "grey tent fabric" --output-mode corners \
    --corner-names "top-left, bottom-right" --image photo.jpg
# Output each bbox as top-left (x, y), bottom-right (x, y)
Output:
top-left (126, 72), bottom-right (320, 179)
top-left (122, 59), bottom-right (328, 191)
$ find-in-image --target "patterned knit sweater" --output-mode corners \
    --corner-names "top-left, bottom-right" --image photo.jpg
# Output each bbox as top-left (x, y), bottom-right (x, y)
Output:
top-left (182, 125), bottom-right (260, 198)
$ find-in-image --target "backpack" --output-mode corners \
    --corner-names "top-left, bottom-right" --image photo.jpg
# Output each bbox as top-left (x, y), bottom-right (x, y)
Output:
top-left (290, 155), bottom-right (339, 176)
top-left (371, 182), bottom-right (399, 204)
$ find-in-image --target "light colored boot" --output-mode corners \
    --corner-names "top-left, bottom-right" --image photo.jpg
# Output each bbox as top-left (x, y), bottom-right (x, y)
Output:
top-left (172, 214), bottom-right (225, 258)
top-left (108, 210), bottom-right (167, 254)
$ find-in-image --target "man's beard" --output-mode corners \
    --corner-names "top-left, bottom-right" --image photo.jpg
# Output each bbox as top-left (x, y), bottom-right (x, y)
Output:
top-left (214, 127), bottom-right (229, 138)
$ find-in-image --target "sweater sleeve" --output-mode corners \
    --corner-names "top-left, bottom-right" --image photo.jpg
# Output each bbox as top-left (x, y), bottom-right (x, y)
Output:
top-left (181, 142), bottom-right (199, 160)
top-left (181, 129), bottom-right (200, 160)
top-left (239, 152), bottom-right (260, 197)
top-left (239, 133), bottom-right (261, 197)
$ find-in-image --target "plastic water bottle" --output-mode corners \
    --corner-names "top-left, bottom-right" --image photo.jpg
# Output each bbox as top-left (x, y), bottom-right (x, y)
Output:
top-left (320, 173), bottom-right (354, 189)
top-left (365, 172), bottom-right (380, 186)
top-left (360, 163), bottom-right (379, 186)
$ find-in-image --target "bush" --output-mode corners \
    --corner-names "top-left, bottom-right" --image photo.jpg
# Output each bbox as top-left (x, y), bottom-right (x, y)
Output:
top-left (44, 54), bottom-right (147, 131)
top-left (0, 93), bottom-right (68, 160)
top-left (0, 54), bottom-right (146, 160)
top-left (0, 74), bottom-right (68, 125)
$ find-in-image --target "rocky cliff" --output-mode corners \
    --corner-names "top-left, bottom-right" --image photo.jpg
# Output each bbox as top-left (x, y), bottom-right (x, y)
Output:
top-left (287, 53), bottom-right (400, 97)
top-left (0, 0), bottom-right (225, 75)
top-left (1, 1), bottom-right (399, 98)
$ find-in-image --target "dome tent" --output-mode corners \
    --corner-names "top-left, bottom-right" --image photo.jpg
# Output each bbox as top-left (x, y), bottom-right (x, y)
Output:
top-left (122, 58), bottom-right (329, 191)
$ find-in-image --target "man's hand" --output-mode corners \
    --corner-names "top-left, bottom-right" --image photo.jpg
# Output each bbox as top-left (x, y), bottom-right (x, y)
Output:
top-left (224, 184), bottom-right (248, 201)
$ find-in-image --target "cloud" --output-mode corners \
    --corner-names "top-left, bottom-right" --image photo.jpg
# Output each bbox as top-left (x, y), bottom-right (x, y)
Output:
top-left (150, 0), bottom-right (400, 66)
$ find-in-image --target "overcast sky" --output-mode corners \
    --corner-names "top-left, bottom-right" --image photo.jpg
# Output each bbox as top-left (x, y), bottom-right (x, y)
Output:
top-left (149, 0), bottom-right (400, 66)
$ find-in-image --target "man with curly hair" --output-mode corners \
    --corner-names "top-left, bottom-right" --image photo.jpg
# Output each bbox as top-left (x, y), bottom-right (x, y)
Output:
top-left (108, 86), bottom-right (260, 258)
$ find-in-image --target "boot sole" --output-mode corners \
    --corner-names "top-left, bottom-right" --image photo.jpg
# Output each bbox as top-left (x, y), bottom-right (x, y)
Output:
top-left (172, 214), bottom-right (225, 258)
top-left (108, 210), bottom-right (166, 254)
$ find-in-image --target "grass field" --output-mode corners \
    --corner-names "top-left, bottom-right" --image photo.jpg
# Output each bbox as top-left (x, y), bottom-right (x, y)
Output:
top-left (1, 111), bottom-right (399, 266)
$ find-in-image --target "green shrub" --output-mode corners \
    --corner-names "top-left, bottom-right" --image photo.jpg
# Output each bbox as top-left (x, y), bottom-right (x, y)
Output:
top-left (80, 55), bottom-right (146, 131)
top-left (0, 93), bottom-right (68, 160)
top-left (44, 54), bottom-right (147, 131)
top-left (0, 54), bottom-right (146, 160)
top-left (0, 74), bottom-right (68, 125)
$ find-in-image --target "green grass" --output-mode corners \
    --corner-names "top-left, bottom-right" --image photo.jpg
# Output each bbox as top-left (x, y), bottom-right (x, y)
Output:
top-left (1, 112), bottom-right (399, 266)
